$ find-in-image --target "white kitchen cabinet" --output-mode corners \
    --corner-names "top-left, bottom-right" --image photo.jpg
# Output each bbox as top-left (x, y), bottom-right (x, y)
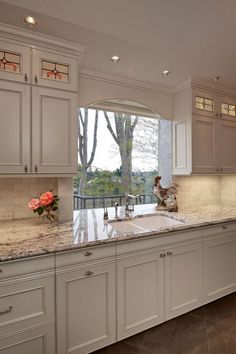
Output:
top-left (0, 323), bottom-right (55, 354)
top-left (0, 255), bottom-right (55, 354)
top-left (117, 239), bottom-right (202, 340)
top-left (173, 83), bottom-right (236, 175)
top-left (32, 87), bottom-right (78, 174)
top-left (0, 80), bottom-right (30, 174)
top-left (0, 26), bottom-right (84, 175)
top-left (117, 251), bottom-right (165, 340)
top-left (56, 248), bottom-right (116, 354)
top-left (0, 40), bottom-right (30, 83)
top-left (165, 241), bottom-right (202, 320)
top-left (202, 224), bottom-right (236, 303)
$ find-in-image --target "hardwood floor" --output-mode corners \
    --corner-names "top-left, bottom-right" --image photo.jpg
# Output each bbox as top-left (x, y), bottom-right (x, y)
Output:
top-left (93, 292), bottom-right (236, 354)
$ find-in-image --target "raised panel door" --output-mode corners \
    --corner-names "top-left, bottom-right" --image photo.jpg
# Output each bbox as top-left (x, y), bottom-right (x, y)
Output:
top-left (56, 262), bottom-right (116, 354)
top-left (32, 87), bottom-right (78, 174)
top-left (203, 233), bottom-right (236, 303)
top-left (192, 115), bottom-right (218, 173)
top-left (0, 80), bottom-right (30, 174)
top-left (219, 120), bottom-right (236, 173)
top-left (165, 242), bottom-right (202, 320)
top-left (117, 251), bottom-right (164, 340)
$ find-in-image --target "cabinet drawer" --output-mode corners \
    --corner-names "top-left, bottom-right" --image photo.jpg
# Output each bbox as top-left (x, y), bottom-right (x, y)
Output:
top-left (0, 322), bottom-right (55, 354)
top-left (0, 275), bottom-right (54, 337)
top-left (202, 222), bottom-right (236, 238)
top-left (55, 244), bottom-right (116, 269)
top-left (0, 255), bottom-right (54, 280)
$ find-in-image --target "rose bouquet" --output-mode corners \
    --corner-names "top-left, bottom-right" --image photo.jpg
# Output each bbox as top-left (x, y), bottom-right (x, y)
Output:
top-left (28, 191), bottom-right (59, 222)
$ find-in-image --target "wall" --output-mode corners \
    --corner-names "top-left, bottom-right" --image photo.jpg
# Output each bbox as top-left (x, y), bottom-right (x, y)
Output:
top-left (173, 176), bottom-right (221, 211)
top-left (0, 177), bottom-right (73, 222)
top-left (220, 175), bottom-right (236, 206)
top-left (78, 70), bottom-right (173, 120)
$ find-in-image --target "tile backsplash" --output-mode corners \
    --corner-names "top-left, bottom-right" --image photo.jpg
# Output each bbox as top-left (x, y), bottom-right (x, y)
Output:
top-left (0, 177), bottom-right (73, 222)
top-left (173, 176), bottom-right (221, 211)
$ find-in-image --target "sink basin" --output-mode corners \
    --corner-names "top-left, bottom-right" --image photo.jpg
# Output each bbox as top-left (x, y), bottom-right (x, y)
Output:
top-left (109, 214), bottom-right (184, 234)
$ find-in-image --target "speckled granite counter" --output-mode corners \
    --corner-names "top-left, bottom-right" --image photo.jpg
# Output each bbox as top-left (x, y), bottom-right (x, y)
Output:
top-left (1, 204), bottom-right (236, 261)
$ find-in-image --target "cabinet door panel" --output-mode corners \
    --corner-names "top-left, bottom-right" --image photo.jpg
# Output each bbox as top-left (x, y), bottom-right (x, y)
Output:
top-left (117, 252), bottom-right (164, 340)
top-left (32, 87), bottom-right (77, 174)
top-left (0, 81), bottom-right (30, 173)
top-left (0, 323), bottom-right (55, 354)
top-left (32, 48), bottom-right (77, 91)
top-left (56, 263), bottom-right (116, 354)
top-left (192, 115), bottom-right (218, 173)
top-left (219, 120), bottom-right (236, 173)
top-left (203, 234), bottom-right (236, 303)
top-left (0, 41), bottom-right (30, 83)
top-left (165, 242), bottom-right (202, 320)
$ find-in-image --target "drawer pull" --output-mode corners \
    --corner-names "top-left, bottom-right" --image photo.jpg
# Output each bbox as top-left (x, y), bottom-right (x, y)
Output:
top-left (0, 269), bottom-right (2, 273)
top-left (222, 225), bottom-right (228, 230)
top-left (0, 305), bottom-right (13, 315)
top-left (85, 270), bottom-right (94, 276)
top-left (34, 75), bottom-right (38, 84)
top-left (160, 253), bottom-right (166, 258)
top-left (167, 251), bottom-right (173, 256)
top-left (84, 251), bottom-right (93, 257)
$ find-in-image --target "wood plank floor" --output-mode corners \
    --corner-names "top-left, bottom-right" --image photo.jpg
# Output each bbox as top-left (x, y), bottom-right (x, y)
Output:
top-left (93, 292), bottom-right (236, 354)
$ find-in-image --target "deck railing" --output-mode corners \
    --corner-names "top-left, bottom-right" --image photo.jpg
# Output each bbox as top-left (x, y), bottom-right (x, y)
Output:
top-left (73, 193), bottom-right (155, 210)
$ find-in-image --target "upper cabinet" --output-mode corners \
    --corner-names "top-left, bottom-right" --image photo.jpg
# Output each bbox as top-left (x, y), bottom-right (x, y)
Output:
top-left (0, 24), bottom-right (85, 175)
top-left (173, 83), bottom-right (236, 175)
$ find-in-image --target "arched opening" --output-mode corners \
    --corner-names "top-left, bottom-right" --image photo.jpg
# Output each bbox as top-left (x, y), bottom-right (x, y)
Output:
top-left (74, 99), bottom-right (172, 210)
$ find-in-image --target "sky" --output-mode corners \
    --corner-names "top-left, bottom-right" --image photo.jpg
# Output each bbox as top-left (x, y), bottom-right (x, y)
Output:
top-left (78, 109), bottom-right (159, 172)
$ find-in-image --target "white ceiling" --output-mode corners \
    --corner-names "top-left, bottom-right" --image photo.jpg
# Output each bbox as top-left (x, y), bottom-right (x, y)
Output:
top-left (0, 0), bottom-right (236, 89)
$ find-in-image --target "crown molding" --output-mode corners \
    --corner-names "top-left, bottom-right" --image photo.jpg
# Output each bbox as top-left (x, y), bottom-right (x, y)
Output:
top-left (79, 68), bottom-right (173, 96)
top-left (0, 22), bottom-right (85, 59)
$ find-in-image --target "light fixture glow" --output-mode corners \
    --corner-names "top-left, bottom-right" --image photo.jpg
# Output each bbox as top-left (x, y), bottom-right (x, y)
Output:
top-left (111, 55), bottom-right (120, 63)
top-left (24, 16), bottom-right (37, 28)
top-left (212, 75), bottom-right (221, 82)
top-left (162, 70), bottom-right (171, 76)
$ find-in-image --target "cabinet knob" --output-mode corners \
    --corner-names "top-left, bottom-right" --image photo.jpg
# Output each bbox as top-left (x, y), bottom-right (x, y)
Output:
top-left (34, 165), bottom-right (38, 173)
top-left (0, 269), bottom-right (2, 273)
top-left (24, 74), bottom-right (28, 82)
top-left (0, 305), bottom-right (13, 315)
top-left (84, 251), bottom-right (93, 257)
top-left (215, 112), bottom-right (218, 118)
top-left (222, 225), bottom-right (228, 230)
top-left (24, 165), bottom-right (28, 173)
top-left (220, 168), bottom-right (223, 172)
top-left (34, 75), bottom-right (38, 84)
top-left (85, 270), bottom-right (94, 276)
top-left (160, 253), bottom-right (166, 257)
top-left (167, 251), bottom-right (173, 256)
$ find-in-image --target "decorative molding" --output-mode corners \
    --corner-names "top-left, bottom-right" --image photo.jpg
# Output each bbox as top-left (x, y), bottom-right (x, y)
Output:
top-left (0, 22), bottom-right (85, 61)
top-left (79, 68), bottom-right (173, 96)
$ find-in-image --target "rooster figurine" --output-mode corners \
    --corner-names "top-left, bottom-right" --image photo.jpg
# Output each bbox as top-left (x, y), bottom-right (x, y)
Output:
top-left (154, 176), bottom-right (179, 212)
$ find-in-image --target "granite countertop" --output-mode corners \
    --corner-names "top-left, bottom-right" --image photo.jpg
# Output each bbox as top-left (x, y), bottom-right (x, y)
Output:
top-left (1, 204), bottom-right (236, 262)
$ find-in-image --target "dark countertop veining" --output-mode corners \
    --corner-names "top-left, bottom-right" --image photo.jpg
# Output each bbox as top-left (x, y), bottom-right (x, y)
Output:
top-left (1, 204), bottom-right (236, 262)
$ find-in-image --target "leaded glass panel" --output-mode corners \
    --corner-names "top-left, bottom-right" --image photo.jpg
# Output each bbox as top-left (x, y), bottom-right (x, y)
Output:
top-left (0, 50), bottom-right (21, 73)
top-left (41, 59), bottom-right (69, 82)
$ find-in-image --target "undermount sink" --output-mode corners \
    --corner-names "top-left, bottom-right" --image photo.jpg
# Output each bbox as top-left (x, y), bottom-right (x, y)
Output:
top-left (109, 214), bottom-right (184, 234)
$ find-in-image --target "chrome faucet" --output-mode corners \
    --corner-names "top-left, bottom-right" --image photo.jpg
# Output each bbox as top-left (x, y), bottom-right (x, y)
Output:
top-left (124, 192), bottom-right (140, 217)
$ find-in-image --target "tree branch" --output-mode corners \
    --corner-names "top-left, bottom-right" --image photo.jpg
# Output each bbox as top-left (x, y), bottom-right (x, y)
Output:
top-left (87, 110), bottom-right (99, 167)
top-left (104, 111), bottom-right (119, 144)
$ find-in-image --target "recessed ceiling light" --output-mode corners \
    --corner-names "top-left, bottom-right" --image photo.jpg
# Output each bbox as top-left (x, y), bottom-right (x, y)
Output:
top-left (111, 55), bottom-right (120, 63)
top-left (24, 16), bottom-right (38, 28)
top-left (212, 75), bottom-right (221, 82)
top-left (162, 70), bottom-right (171, 76)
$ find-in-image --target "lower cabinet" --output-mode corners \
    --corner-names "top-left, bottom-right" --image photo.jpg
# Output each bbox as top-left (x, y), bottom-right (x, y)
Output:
top-left (202, 225), bottom-right (236, 303)
top-left (0, 323), bottom-right (55, 354)
top-left (117, 251), bottom-right (165, 340)
top-left (56, 260), bottom-right (116, 354)
top-left (117, 240), bottom-right (202, 340)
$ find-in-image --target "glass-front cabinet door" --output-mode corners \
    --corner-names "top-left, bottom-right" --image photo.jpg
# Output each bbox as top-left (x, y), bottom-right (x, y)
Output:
top-left (32, 48), bottom-right (78, 91)
top-left (0, 40), bottom-right (30, 83)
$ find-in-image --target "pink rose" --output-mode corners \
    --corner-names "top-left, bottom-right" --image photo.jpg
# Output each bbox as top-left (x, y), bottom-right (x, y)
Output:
top-left (40, 191), bottom-right (54, 206)
top-left (28, 198), bottom-right (40, 210)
